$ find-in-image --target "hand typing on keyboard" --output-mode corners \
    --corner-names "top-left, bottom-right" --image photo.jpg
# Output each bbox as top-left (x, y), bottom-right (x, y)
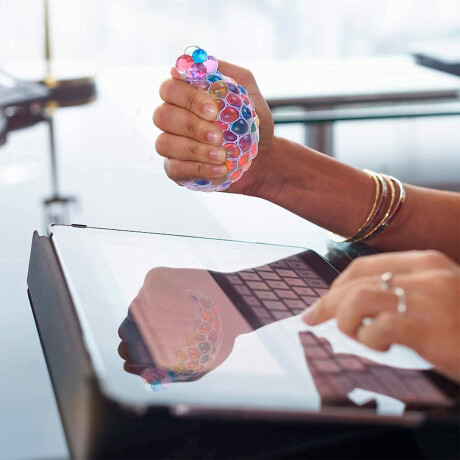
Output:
top-left (303, 250), bottom-right (460, 383)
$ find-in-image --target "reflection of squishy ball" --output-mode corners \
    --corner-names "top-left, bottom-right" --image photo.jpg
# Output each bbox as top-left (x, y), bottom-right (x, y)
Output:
top-left (141, 291), bottom-right (223, 392)
top-left (175, 46), bottom-right (259, 192)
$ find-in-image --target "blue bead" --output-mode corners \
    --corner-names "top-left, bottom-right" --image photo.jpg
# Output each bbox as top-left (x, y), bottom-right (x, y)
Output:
top-left (207, 74), bottom-right (222, 83)
top-left (195, 179), bottom-right (210, 186)
top-left (192, 48), bottom-right (208, 63)
top-left (231, 119), bottom-right (249, 135)
top-left (238, 85), bottom-right (247, 95)
top-left (241, 105), bottom-right (251, 120)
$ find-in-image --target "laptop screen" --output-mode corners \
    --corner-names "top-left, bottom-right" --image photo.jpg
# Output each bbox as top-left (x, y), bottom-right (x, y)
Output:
top-left (50, 225), bottom-right (455, 420)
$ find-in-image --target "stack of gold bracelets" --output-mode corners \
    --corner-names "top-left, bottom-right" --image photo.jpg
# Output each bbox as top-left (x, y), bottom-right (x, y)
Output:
top-left (331, 169), bottom-right (406, 243)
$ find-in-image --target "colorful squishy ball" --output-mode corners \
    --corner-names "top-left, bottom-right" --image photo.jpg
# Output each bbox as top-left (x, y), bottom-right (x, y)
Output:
top-left (174, 46), bottom-right (260, 192)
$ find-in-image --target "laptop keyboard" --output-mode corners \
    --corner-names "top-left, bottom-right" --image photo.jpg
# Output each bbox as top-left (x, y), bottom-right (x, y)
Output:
top-left (299, 331), bottom-right (453, 408)
top-left (222, 254), bottom-right (328, 326)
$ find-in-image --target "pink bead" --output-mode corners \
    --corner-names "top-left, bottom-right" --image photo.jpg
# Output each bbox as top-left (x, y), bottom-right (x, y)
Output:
top-left (186, 63), bottom-right (207, 79)
top-left (204, 56), bottom-right (218, 74)
top-left (176, 54), bottom-right (194, 72)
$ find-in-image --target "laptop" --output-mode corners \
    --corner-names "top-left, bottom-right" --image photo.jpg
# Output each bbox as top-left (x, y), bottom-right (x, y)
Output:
top-left (44, 223), bottom-right (458, 423)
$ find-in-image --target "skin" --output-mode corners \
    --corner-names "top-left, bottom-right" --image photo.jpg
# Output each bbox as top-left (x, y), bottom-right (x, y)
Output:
top-left (153, 61), bottom-right (460, 381)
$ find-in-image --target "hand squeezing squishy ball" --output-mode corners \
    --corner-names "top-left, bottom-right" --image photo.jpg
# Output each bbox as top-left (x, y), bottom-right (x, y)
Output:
top-left (175, 46), bottom-right (260, 192)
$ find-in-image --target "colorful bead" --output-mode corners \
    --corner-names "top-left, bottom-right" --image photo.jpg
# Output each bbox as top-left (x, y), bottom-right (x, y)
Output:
top-left (216, 120), bottom-right (227, 131)
top-left (241, 105), bottom-right (251, 119)
top-left (192, 48), bottom-right (208, 63)
top-left (231, 119), bottom-right (249, 135)
top-left (223, 130), bottom-right (237, 142)
top-left (194, 179), bottom-right (209, 186)
top-left (192, 80), bottom-right (210, 91)
top-left (227, 82), bottom-right (240, 94)
top-left (176, 54), bottom-right (194, 72)
top-left (224, 143), bottom-right (240, 158)
top-left (209, 81), bottom-right (229, 98)
top-left (204, 56), bottom-right (218, 73)
top-left (225, 159), bottom-right (237, 172)
top-left (184, 45), bottom-right (199, 56)
top-left (220, 106), bottom-right (239, 123)
top-left (239, 134), bottom-right (252, 152)
top-left (186, 63), bottom-right (207, 79)
top-left (238, 152), bottom-right (250, 167)
top-left (207, 74), bottom-right (222, 83)
top-left (227, 93), bottom-right (242, 107)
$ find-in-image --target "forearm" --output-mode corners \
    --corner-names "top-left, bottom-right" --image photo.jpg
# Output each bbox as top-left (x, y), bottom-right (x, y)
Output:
top-left (256, 137), bottom-right (460, 261)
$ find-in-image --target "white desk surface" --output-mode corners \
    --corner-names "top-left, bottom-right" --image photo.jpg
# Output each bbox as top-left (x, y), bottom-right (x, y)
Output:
top-left (253, 56), bottom-right (460, 105)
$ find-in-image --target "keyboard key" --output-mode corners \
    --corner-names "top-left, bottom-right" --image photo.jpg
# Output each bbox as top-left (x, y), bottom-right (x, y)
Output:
top-left (299, 332), bottom-right (319, 346)
top-left (293, 286), bottom-right (316, 296)
top-left (285, 278), bottom-right (307, 287)
top-left (404, 377), bottom-right (452, 406)
top-left (306, 278), bottom-right (328, 288)
top-left (243, 295), bottom-right (261, 307)
top-left (247, 281), bottom-right (269, 290)
top-left (259, 271), bottom-right (281, 281)
top-left (255, 265), bottom-right (273, 271)
top-left (254, 290), bottom-right (277, 300)
top-left (276, 269), bottom-right (298, 278)
top-left (311, 359), bottom-right (341, 374)
top-left (266, 280), bottom-right (289, 289)
top-left (260, 317), bottom-right (275, 325)
top-left (304, 346), bottom-right (329, 359)
top-left (240, 272), bottom-right (262, 281)
top-left (272, 310), bottom-right (293, 320)
top-left (251, 306), bottom-right (273, 319)
top-left (314, 288), bottom-right (329, 297)
top-left (263, 300), bottom-right (288, 311)
top-left (235, 285), bottom-right (251, 295)
top-left (284, 299), bottom-right (306, 309)
top-left (270, 260), bottom-right (289, 268)
top-left (296, 269), bottom-right (318, 279)
top-left (286, 260), bottom-right (308, 269)
top-left (335, 356), bottom-right (365, 372)
top-left (302, 296), bottom-right (318, 306)
top-left (275, 289), bottom-right (298, 299)
top-left (226, 274), bottom-right (242, 284)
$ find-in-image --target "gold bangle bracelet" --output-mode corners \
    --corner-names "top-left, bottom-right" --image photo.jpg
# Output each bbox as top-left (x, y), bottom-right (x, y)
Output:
top-left (370, 174), bottom-right (406, 237)
top-left (353, 174), bottom-right (396, 242)
top-left (349, 171), bottom-right (388, 242)
top-left (329, 170), bottom-right (381, 243)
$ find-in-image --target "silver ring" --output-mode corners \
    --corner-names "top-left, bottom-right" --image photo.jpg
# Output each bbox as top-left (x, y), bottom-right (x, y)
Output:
top-left (392, 287), bottom-right (407, 314)
top-left (380, 271), bottom-right (393, 290)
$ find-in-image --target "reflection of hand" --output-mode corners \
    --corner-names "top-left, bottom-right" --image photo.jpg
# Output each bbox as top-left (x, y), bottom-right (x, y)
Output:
top-left (303, 251), bottom-right (460, 382)
top-left (153, 61), bottom-right (275, 196)
top-left (126, 267), bottom-right (223, 376)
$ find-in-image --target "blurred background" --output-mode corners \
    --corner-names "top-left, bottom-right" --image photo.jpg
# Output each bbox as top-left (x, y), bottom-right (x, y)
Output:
top-left (0, 1), bottom-right (459, 459)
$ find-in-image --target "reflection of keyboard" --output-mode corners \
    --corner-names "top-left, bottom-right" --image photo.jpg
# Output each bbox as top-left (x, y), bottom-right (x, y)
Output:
top-left (216, 254), bottom-right (330, 327)
top-left (299, 331), bottom-right (453, 409)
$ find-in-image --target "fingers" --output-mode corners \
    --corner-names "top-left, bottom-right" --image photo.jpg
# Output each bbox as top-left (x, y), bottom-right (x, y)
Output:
top-left (357, 312), bottom-right (421, 352)
top-left (164, 158), bottom-right (227, 182)
top-left (156, 132), bottom-right (226, 165)
top-left (331, 251), bottom-right (440, 289)
top-left (159, 77), bottom-right (220, 121)
top-left (153, 103), bottom-right (223, 146)
top-left (303, 280), bottom-right (396, 326)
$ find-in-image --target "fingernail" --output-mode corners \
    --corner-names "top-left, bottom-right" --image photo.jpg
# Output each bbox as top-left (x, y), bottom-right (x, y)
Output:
top-left (203, 104), bottom-right (217, 120)
top-left (209, 149), bottom-right (226, 162)
top-left (212, 165), bottom-right (227, 176)
top-left (207, 132), bottom-right (221, 144)
top-left (302, 307), bottom-right (316, 325)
